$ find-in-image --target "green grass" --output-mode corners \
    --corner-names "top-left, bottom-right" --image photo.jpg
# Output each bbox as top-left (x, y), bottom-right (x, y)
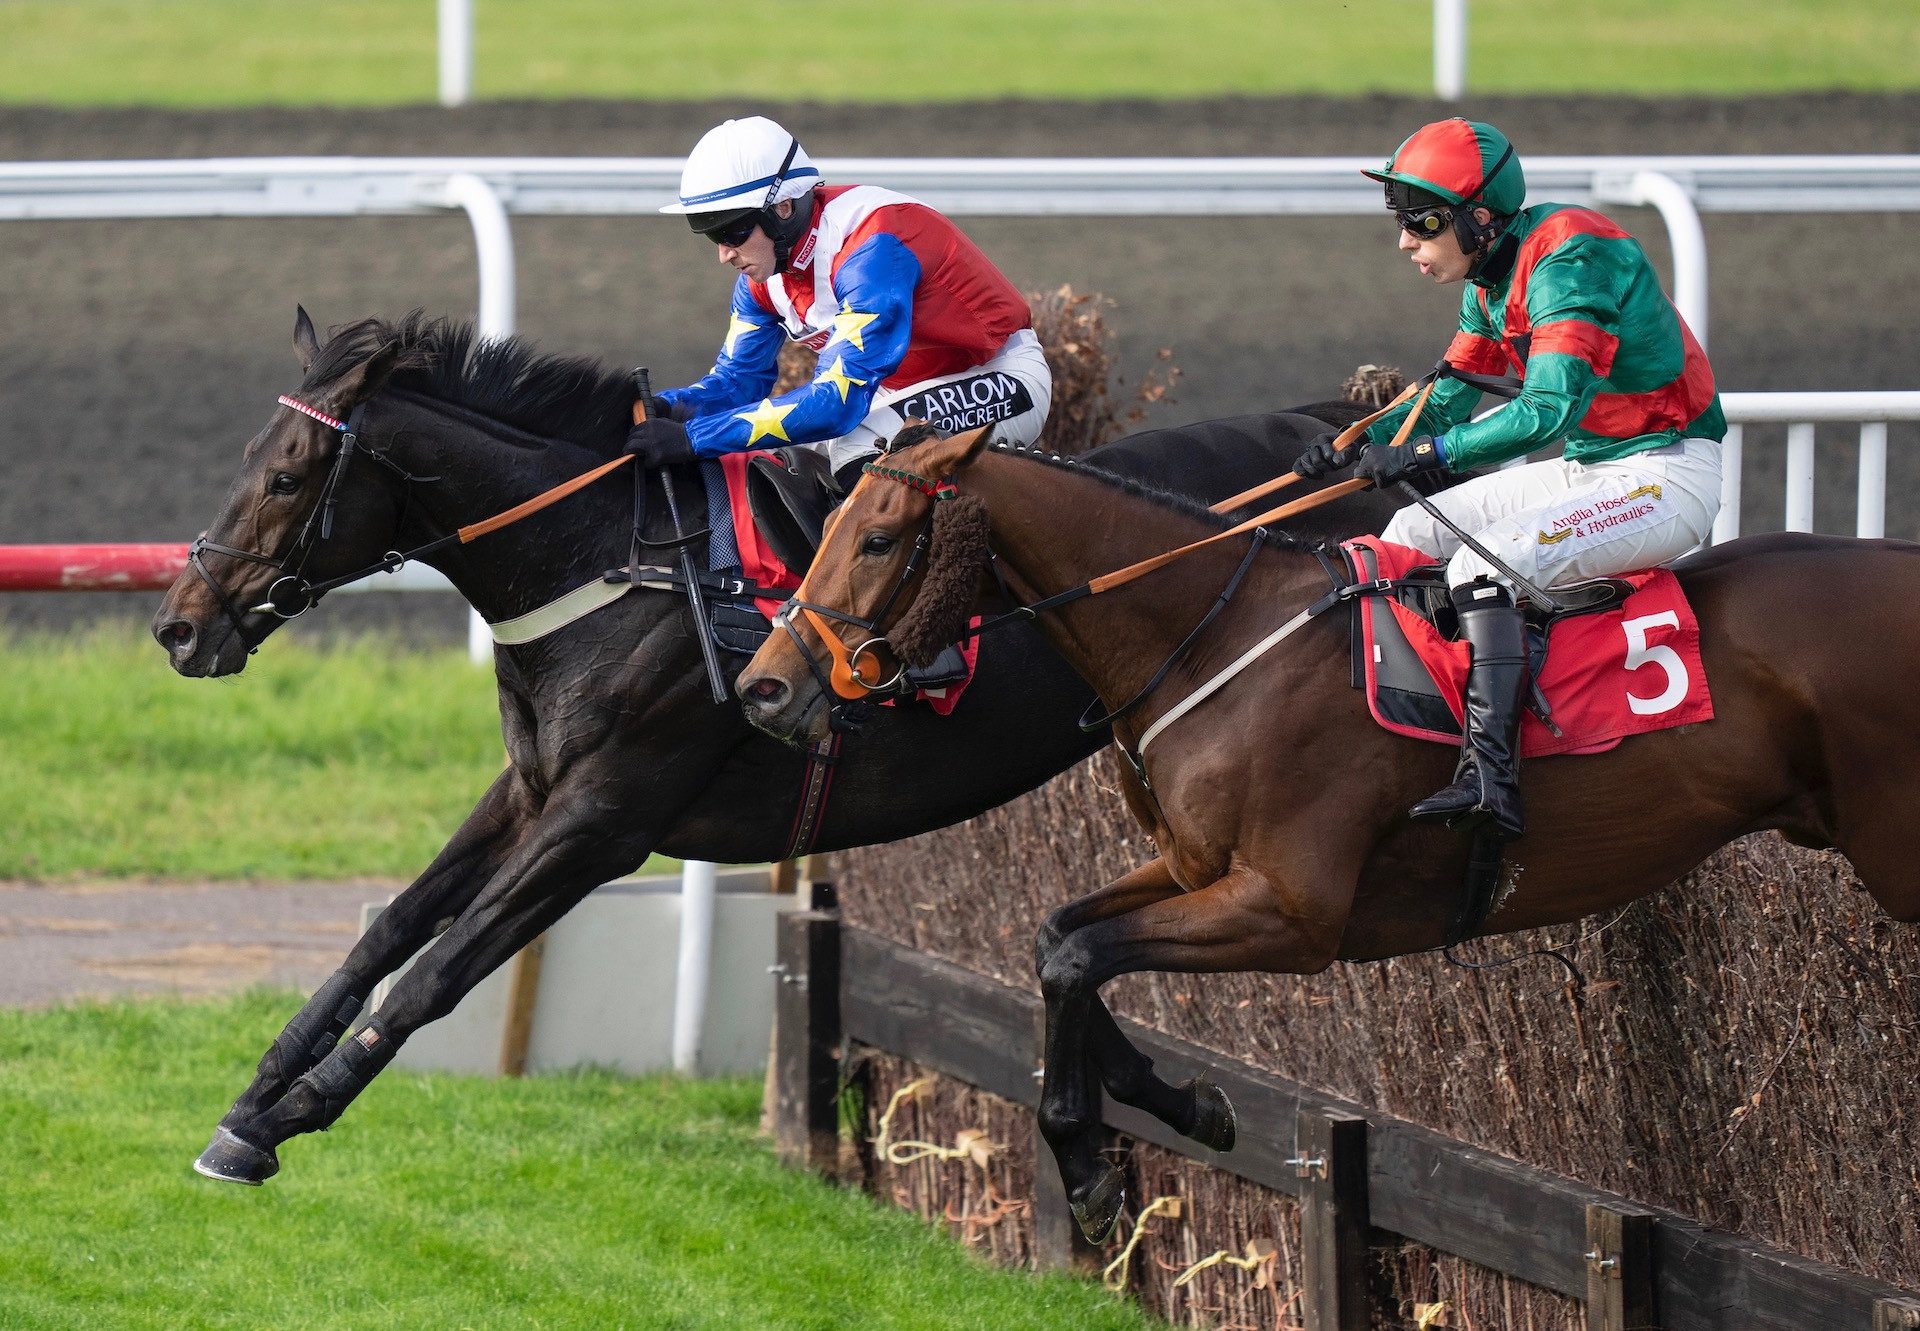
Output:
top-left (1, 0), bottom-right (1915, 107)
top-left (0, 992), bottom-right (1158, 1331)
top-left (0, 625), bottom-right (678, 882)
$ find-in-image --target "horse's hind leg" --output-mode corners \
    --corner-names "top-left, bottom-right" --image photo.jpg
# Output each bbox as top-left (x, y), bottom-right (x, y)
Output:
top-left (1038, 863), bottom-right (1340, 1243)
top-left (195, 770), bottom-right (540, 1184)
top-left (1036, 858), bottom-right (1234, 1153)
top-left (211, 785), bottom-right (657, 1180)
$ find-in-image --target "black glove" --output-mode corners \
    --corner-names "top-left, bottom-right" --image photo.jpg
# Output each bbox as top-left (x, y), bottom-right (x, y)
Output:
top-left (1355, 434), bottom-right (1448, 488)
top-left (645, 394), bottom-right (686, 424)
top-left (1292, 435), bottom-right (1359, 480)
top-left (624, 416), bottom-right (695, 469)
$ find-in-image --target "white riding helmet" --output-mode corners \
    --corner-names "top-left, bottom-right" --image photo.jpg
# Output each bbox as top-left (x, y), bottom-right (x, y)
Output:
top-left (659, 116), bottom-right (821, 218)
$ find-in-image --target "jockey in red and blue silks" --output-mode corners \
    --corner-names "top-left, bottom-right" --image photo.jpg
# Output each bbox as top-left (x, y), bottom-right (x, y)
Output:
top-left (627, 116), bottom-right (1052, 492)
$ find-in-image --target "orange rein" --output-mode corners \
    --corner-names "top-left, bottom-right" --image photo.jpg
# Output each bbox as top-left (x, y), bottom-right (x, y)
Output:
top-left (789, 381), bottom-right (1435, 702)
top-left (455, 453), bottom-right (634, 544)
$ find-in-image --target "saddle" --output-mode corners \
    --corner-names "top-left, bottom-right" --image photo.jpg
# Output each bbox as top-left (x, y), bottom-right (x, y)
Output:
top-left (1336, 536), bottom-right (1711, 759)
top-left (744, 448), bottom-right (837, 574)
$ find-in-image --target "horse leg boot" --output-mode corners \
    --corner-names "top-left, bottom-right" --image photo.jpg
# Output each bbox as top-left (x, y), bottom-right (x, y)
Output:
top-left (1411, 580), bottom-right (1528, 840)
top-left (195, 770), bottom-right (538, 1184)
top-left (212, 790), bottom-right (657, 1182)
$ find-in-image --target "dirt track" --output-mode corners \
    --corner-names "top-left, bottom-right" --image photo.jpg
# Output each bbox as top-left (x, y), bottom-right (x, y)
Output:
top-left (4, 93), bottom-right (1918, 636)
top-left (0, 880), bottom-right (384, 1007)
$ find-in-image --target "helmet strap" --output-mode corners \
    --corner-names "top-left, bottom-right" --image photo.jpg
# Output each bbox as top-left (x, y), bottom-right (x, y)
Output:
top-left (768, 188), bottom-right (819, 274)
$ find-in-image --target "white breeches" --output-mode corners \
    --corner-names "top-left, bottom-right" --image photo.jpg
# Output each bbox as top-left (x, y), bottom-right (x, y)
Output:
top-left (810, 328), bottom-right (1053, 474)
top-left (1379, 438), bottom-right (1724, 593)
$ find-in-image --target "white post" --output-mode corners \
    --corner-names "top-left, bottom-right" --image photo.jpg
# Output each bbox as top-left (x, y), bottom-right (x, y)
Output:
top-left (438, 0), bottom-right (472, 108)
top-left (436, 172), bottom-right (515, 663)
top-left (1594, 170), bottom-right (1708, 350)
top-left (672, 861), bottom-right (718, 1074)
top-left (1714, 424), bottom-right (1743, 544)
top-left (1857, 421), bottom-right (1888, 539)
top-left (1784, 423), bottom-right (1816, 532)
top-left (1434, 0), bottom-right (1467, 101)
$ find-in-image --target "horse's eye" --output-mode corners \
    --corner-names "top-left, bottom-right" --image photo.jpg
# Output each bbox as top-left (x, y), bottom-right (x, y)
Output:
top-left (269, 472), bottom-right (302, 496)
top-left (861, 532), bottom-right (896, 557)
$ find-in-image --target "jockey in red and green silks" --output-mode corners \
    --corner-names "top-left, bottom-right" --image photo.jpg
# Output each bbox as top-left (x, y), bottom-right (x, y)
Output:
top-left (1295, 118), bottom-right (1726, 842)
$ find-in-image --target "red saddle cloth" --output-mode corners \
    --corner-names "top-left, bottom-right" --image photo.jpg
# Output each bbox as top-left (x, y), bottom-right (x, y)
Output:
top-left (1343, 536), bottom-right (1714, 758)
top-left (717, 452), bottom-right (980, 716)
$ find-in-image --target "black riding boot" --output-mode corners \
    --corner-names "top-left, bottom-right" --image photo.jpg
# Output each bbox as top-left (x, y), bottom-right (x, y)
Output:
top-left (1410, 580), bottom-right (1528, 839)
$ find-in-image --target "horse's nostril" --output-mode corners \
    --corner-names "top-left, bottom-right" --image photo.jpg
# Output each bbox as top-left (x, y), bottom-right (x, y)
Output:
top-left (155, 619), bottom-right (196, 653)
top-left (747, 677), bottom-right (788, 705)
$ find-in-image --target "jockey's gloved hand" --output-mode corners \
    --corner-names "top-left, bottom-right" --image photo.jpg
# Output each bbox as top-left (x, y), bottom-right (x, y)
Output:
top-left (645, 394), bottom-right (687, 424)
top-left (1292, 436), bottom-right (1359, 480)
top-left (624, 417), bottom-right (695, 469)
top-left (1355, 434), bottom-right (1449, 488)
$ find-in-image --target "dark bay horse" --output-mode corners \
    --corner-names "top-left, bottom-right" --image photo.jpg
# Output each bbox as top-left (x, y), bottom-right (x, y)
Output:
top-left (739, 425), bottom-right (1920, 1242)
top-left (151, 309), bottom-right (1386, 1185)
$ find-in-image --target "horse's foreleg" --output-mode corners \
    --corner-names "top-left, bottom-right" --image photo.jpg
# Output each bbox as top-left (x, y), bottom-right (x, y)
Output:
top-left (201, 784), bottom-right (648, 1185)
top-left (1038, 863), bottom-right (1338, 1243)
top-left (1035, 859), bottom-right (1234, 1154)
top-left (206, 769), bottom-right (539, 1154)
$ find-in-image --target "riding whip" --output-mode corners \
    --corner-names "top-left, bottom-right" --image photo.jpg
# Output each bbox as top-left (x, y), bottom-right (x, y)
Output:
top-left (1392, 481), bottom-right (1565, 614)
top-left (633, 369), bottom-right (731, 705)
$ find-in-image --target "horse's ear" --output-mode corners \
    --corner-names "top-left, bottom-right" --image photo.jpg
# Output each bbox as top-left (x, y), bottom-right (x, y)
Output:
top-left (293, 306), bottom-right (321, 372)
top-left (921, 423), bottom-right (995, 476)
top-left (325, 339), bottom-right (403, 411)
top-left (956, 423), bottom-right (995, 468)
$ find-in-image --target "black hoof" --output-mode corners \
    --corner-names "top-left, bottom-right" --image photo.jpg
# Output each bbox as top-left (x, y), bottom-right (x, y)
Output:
top-left (1184, 1074), bottom-right (1237, 1153)
top-left (193, 1126), bottom-right (279, 1186)
top-left (1070, 1163), bottom-right (1126, 1246)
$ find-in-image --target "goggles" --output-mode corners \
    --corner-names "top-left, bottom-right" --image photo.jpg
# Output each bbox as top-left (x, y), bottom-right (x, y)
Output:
top-left (691, 209), bottom-right (762, 248)
top-left (1396, 204), bottom-right (1455, 239)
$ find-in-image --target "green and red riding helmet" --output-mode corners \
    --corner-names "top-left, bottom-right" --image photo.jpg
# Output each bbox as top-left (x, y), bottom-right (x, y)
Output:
top-left (1364, 118), bottom-right (1526, 261)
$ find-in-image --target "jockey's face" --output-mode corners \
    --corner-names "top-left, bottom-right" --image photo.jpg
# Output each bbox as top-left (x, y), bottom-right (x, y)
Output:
top-left (1396, 205), bottom-right (1492, 285)
top-left (714, 199), bottom-right (793, 283)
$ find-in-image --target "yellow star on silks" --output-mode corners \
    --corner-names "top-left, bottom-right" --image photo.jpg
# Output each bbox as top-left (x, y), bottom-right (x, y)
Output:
top-left (735, 398), bottom-right (798, 445)
top-left (722, 313), bottom-right (762, 357)
top-left (829, 307), bottom-right (879, 352)
top-left (815, 355), bottom-right (868, 403)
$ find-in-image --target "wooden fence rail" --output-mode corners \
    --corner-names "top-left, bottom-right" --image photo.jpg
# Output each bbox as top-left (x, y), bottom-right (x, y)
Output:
top-left (772, 912), bottom-right (1920, 1331)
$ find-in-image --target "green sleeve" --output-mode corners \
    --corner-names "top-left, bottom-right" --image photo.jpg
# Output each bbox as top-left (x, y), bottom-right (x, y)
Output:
top-left (1361, 287), bottom-right (1502, 448)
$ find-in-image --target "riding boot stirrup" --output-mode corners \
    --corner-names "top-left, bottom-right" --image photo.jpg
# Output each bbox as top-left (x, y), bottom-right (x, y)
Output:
top-left (1410, 581), bottom-right (1528, 840)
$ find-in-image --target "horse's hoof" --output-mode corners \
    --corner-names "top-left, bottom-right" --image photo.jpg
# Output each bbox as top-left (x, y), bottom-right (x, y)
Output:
top-left (1184, 1075), bottom-right (1237, 1153)
top-left (1070, 1163), bottom-right (1126, 1246)
top-left (192, 1126), bottom-right (279, 1186)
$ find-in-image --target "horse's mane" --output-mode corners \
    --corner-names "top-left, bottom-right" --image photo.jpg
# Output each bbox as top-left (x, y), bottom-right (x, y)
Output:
top-left (301, 311), bottom-right (634, 449)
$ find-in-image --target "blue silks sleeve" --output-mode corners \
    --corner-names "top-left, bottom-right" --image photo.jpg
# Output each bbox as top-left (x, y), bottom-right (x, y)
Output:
top-left (658, 278), bottom-right (784, 423)
top-left (683, 234), bottom-right (920, 457)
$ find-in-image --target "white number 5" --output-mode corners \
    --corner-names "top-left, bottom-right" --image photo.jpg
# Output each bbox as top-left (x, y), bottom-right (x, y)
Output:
top-left (1622, 611), bottom-right (1687, 715)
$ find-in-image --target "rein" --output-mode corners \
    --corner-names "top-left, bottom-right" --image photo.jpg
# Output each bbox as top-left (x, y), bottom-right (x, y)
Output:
top-left (772, 373), bottom-right (1443, 733)
top-left (191, 393), bottom-right (635, 655)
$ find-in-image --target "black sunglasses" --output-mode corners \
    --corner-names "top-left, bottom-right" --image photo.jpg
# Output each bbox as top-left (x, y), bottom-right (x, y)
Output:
top-left (1397, 204), bottom-right (1454, 239)
top-left (694, 210), bottom-right (762, 248)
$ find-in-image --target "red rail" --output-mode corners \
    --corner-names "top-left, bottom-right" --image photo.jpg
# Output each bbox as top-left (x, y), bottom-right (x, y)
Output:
top-left (0, 544), bottom-right (190, 592)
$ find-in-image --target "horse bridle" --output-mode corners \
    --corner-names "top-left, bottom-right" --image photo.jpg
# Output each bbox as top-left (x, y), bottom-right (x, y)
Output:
top-left (771, 462), bottom-right (950, 732)
top-left (188, 394), bottom-right (441, 657)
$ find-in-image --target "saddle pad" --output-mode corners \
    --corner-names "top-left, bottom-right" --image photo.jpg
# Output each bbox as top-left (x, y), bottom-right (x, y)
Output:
top-left (1343, 536), bottom-right (1713, 758)
top-left (714, 452), bottom-right (803, 618)
top-left (712, 452), bottom-right (981, 714)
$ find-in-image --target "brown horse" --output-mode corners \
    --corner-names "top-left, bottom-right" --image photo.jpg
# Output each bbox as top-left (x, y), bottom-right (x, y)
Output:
top-left (738, 426), bottom-right (1920, 1243)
